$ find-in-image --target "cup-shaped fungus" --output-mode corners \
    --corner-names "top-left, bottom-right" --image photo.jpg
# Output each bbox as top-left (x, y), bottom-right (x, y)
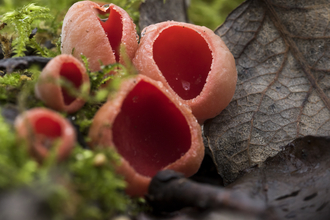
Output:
top-left (133, 21), bottom-right (237, 123)
top-left (14, 108), bottom-right (76, 163)
top-left (61, 1), bottom-right (139, 72)
top-left (35, 54), bottom-right (90, 114)
top-left (88, 75), bottom-right (204, 196)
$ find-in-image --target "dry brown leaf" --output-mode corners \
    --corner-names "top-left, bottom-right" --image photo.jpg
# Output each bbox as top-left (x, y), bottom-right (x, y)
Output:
top-left (140, 136), bottom-right (330, 220)
top-left (229, 136), bottom-right (330, 220)
top-left (204, 0), bottom-right (330, 184)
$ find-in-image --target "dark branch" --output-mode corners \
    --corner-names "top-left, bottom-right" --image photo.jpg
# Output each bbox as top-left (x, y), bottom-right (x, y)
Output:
top-left (0, 56), bottom-right (52, 74)
top-left (146, 170), bottom-right (266, 214)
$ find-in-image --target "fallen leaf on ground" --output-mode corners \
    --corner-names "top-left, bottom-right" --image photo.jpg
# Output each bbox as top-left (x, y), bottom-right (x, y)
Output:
top-left (140, 136), bottom-right (330, 220)
top-left (229, 135), bottom-right (330, 220)
top-left (204, 0), bottom-right (330, 184)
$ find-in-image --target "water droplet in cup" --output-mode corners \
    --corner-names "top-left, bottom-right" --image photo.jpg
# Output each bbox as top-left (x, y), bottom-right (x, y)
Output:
top-left (182, 80), bottom-right (190, 91)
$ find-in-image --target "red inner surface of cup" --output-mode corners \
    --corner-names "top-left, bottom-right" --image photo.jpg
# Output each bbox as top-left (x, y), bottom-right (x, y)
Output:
top-left (153, 26), bottom-right (212, 100)
top-left (34, 116), bottom-right (62, 138)
top-left (112, 80), bottom-right (192, 177)
top-left (100, 7), bottom-right (123, 62)
top-left (60, 62), bottom-right (83, 105)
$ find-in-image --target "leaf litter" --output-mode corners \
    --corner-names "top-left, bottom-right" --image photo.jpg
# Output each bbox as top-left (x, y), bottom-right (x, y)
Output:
top-left (204, 0), bottom-right (330, 184)
top-left (228, 135), bottom-right (330, 220)
top-left (141, 136), bottom-right (330, 220)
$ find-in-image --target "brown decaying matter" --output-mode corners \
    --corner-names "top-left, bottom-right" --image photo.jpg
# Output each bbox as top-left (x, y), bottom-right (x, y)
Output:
top-left (146, 170), bottom-right (266, 214)
top-left (88, 75), bottom-right (204, 196)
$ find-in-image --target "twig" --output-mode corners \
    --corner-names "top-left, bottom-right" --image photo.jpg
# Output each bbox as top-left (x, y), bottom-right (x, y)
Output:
top-left (146, 170), bottom-right (266, 214)
top-left (0, 56), bottom-right (52, 74)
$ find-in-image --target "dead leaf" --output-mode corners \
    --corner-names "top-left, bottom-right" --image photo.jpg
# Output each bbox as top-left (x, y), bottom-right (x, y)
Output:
top-left (137, 209), bottom-right (262, 220)
top-left (204, 0), bottom-right (330, 184)
top-left (229, 135), bottom-right (330, 220)
top-left (140, 136), bottom-right (330, 220)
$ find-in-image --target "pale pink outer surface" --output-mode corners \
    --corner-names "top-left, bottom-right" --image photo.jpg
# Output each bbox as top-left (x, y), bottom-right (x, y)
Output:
top-left (35, 54), bottom-right (90, 114)
top-left (61, 1), bottom-right (138, 71)
top-left (133, 21), bottom-right (237, 124)
top-left (88, 75), bottom-right (205, 197)
top-left (14, 108), bottom-right (76, 162)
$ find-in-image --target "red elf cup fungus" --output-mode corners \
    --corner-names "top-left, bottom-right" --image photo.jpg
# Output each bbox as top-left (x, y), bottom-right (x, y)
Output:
top-left (88, 74), bottom-right (204, 197)
top-left (61, 1), bottom-right (139, 72)
top-left (14, 108), bottom-right (76, 163)
top-left (133, 21), bottom-right (237, 124)
top-left (35, 54), bottom-right (90, 114)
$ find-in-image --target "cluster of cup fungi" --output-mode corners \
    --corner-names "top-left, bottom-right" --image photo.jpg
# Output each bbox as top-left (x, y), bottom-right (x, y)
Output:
top-left (14, 1), bottom-right (237, 197)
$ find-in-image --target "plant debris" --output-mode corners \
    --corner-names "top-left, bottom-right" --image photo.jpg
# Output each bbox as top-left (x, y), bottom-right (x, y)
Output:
top-left (227, 135), bottom-right (330, 220)
top-left (0, 56), bottom-right (51, 74)
top-left (143, 135), bottom-right (330, 220)
top-left (204, 0), bottom-right (330, 184)
top-left (146, 169), bottom-right (266, 214)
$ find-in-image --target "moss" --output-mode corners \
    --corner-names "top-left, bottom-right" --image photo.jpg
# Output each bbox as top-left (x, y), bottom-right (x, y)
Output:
top-left (0, 4), bottom-right (53, 57)
top-left (0, 110), bottom-right (132, 218)
top-left (0, 50), bottom-right (139, 220)
top-left (0, 72), bottom-right (31, 103)
top-left (0, 113), bottom-right (39, 189)
top-left (0, 53), bottom-right (136, 219)
top-left (0, 0), bottom-right (144, 59)
top-left (188, 0), bottom-right (245, 30)
top-left (66, 147), bottom-right (129, 219)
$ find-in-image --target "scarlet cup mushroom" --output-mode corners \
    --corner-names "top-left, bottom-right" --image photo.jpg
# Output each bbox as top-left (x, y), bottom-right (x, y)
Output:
top-left (88, 75), bottom-right (204, 196)
top-left (61, 1), bottom-right (139, 71)
top-left (14, 108), bottom-right (76, 163)
top-left (133, 21), bottom-right (237, 123)
top-left (35, 54), bottom-right (90, 114)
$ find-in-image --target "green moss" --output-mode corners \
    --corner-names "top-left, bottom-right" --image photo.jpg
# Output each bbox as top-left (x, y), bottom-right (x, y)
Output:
top-left (0, 0), bottom-right (144, 59)
top-left (188, 0), bottom-right (245, 30)
top-left (0, 72), bottom-right (21, 86)
top-left (0, 110), bottom-right (132, 218)
top-left (0, 113), bottom-right (39, 189)
top-left (0, 59), bottom-right (136, 219)
top-left (66, 147), bottom-right (129, 219)
top-left (0, 72), bottom-right (32, 103)
top-left (1, 4), bottom-right (53, 57)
